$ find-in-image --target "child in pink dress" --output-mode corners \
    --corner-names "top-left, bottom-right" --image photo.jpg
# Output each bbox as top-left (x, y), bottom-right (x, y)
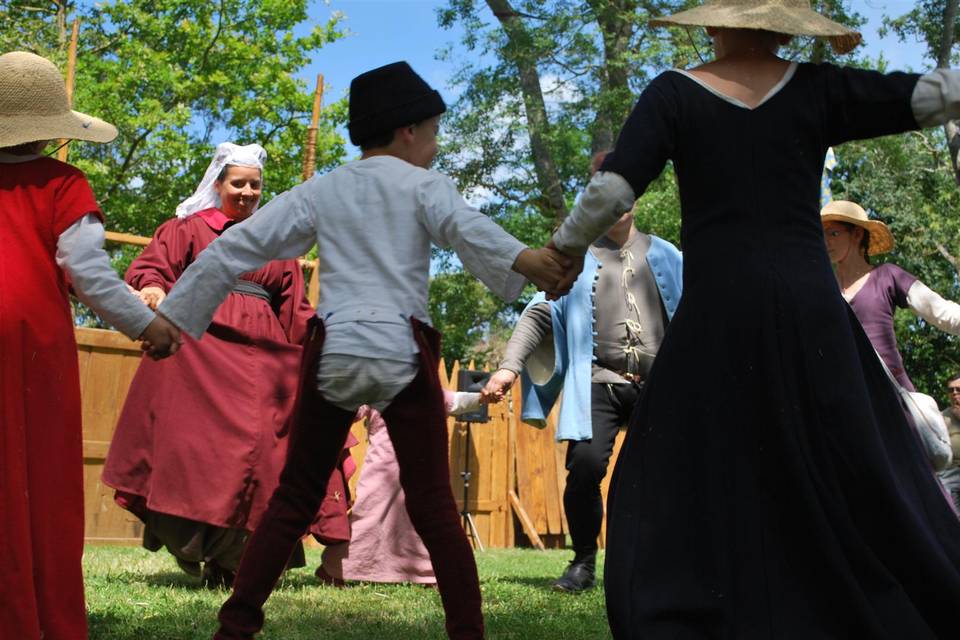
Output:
top-left (319, 390), bottom-right (483, 585)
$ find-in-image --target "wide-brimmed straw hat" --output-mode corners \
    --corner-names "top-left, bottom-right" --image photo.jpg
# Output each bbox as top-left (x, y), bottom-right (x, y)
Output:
top-left (821, 200), bottom-right (894, 256)
top-left (650, 0), bottom-right (862, 54)
top-left (0, 51), bottom-right (117, 148)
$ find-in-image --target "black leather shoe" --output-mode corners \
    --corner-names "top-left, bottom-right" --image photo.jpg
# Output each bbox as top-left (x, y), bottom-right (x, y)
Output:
top-left (551, 552), bottom-right (596, 593)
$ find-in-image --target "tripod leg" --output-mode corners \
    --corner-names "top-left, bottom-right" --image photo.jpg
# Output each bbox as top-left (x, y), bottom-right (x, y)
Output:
top-left (465, 513), bottom-right (485, 552)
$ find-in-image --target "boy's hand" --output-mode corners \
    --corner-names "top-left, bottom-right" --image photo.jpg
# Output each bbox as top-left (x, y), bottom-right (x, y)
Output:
top-left (544, 240), bottom-right (584, 301)
top-left (513, 247), bottom-right (576, 297)
top-left (482, 369), bottom-right (518, 403)
top-left (139, 314), bottom-right (183, 360)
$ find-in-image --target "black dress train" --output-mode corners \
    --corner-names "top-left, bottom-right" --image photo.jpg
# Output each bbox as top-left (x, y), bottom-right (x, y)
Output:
top-left (601, 62), bottom-right (960, 639)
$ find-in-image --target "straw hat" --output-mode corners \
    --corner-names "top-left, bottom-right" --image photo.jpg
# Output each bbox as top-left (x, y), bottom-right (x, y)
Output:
top-left (0, 51), bottom-right (117, 148)
top-left (650, 0), bottom-right (862, 54)
top-left (820, 200), bottom-right (894, 256)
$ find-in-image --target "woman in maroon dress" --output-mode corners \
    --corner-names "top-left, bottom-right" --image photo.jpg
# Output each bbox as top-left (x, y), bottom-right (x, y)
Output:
top-left (102, 143), bottom-right (354, 587)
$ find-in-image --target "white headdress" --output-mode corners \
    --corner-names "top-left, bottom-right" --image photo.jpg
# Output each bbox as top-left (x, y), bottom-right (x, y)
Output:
top-left (175, 142), bottom-right (267, 219)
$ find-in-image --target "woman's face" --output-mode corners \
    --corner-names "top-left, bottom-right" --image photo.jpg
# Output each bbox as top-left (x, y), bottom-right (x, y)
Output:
top-left (823, 221), bottom-right (863, 264)
top-left (215, 165), bottom-right (262, 220)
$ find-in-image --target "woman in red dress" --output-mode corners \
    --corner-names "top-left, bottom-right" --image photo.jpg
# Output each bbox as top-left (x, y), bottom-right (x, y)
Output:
top-left (1, 52), bottom-right (178, 640)
top-left (102, 142), bottom-right (354, 587)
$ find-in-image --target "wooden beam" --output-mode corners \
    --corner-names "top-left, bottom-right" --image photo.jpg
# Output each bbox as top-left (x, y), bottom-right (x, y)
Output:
top-left (76, 326), bottom-right (141, 351)
top-left (509, 489), bottom-right (545, 550)
top-left (104, 230), bottom-right (151, 247)
top-left (57, 18), bottom-right (80, 162)
top-left (82, 439), bottom-right (111, 460)
top-left (301, 73), bottom-right (325, 181)
top-left (453, 499), bottom-right (505, 513)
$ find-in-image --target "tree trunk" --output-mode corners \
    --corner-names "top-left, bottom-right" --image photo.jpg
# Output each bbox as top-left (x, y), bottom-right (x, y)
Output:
top-left (486, 0), bottom-right (568, 223)
top-left (56, 0), bottom-right (68, 48)
top-left (938, 0), bottom-right (959, 67)
top-left (588, 0), bottom-right (637, 154)
top-left (937, 0), bottom-right (960, 183)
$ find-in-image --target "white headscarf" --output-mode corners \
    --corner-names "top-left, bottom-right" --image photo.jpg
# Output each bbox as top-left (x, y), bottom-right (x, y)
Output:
top-left (175, 142), bottom-right (267, 219)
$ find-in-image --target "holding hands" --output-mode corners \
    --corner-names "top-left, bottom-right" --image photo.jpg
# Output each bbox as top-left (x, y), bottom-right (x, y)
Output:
top-left (544, 240), bottom-right (582, 300)
top-left (139, 314), bottom-right (182, 360)
top-left (481, 369), bottom-right (518, 403)
top-left (513, 245), bottom-right (583, 299)
top-left (137, 286), bottom-right (167, 310)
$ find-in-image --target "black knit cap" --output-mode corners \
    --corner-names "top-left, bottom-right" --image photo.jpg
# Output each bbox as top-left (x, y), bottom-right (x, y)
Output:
top-left (347, 61), bottom-right (446, 146)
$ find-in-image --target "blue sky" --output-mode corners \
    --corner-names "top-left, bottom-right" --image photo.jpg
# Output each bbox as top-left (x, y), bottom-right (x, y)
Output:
top-left (300, 0), bottom-right (933, 127)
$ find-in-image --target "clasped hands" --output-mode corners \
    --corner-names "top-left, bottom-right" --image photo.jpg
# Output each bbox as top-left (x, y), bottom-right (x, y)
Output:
top-left (513, 241), bottom-right (583, 300)
top-left (134, 240), bottom-right (582, 361)
top-left (126, 284), bottom-right (182, 360)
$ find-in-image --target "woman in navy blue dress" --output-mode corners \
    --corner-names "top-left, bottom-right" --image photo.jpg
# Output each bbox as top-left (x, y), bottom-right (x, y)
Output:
top-left (548, 2), bottom-right (960, 637)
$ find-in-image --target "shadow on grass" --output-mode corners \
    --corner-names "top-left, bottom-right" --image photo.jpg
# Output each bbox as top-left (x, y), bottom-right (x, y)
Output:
top-left (89, 591), bottom-right (612, 640)
top-left (135, 567), bottom-right (326, 590)
top-left (90, 610), bottom-right (611, 640)
top-left (141, 570), bottom-right (206, 589)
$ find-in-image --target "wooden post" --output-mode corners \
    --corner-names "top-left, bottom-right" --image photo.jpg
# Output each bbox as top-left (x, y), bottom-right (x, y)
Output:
top-left (510, 490), bottom-right (546, 550)
top-left (306, 259), bottom-right (320, 307)
top-left (300, 74), bottom-right (324, 302)
top-left (301, 74), bottom-right (324, 181)
top-left (57, 18), bottom-right (80, 162)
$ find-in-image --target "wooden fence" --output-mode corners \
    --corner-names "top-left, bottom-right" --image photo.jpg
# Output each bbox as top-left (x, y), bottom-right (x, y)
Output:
top-left (79, 233), bottom-right (625, 549)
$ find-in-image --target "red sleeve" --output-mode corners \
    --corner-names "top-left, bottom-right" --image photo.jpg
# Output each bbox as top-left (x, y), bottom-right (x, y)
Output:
top-left (273, 259), bottom-right (315, 345)
top-left (125, 218), bottom-right (194, 292)
top-left (53, 166), bottom-right (103, 236)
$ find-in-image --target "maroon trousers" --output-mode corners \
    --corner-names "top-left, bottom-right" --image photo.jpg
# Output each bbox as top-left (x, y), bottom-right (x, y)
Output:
top-left (214, 318), bottom-right (483, 639)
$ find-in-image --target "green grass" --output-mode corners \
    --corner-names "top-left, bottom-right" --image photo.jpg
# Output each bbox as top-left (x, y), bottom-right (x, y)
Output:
top-left (84, 546), bottom-right (612, 639)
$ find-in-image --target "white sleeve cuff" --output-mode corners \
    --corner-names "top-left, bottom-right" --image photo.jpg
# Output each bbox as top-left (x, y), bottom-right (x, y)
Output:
top-left (448, 391), bottom-right (482, 416)
top-left (912, 69), bottom-right (960, 128)
top-left (552, 171), bottom-right (636, 255)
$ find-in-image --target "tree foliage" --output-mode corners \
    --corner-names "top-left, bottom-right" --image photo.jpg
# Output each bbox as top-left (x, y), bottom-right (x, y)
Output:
top-left (429, 0), bottom-right (868, 364)
top-left (3, 0), bottom-right (348, 236)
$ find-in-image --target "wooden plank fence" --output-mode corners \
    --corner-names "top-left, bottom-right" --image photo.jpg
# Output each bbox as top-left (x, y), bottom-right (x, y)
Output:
top-left (78, 232), bottom-right (625, 549)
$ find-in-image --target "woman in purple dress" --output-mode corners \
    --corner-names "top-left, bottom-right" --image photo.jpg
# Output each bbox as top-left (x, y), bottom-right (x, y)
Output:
top-left (822, 199), bottom-right (960, 391)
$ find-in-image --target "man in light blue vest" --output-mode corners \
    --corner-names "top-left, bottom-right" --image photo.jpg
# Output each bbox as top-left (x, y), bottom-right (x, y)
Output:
top-left (484, 155), bottom-right (682, 592)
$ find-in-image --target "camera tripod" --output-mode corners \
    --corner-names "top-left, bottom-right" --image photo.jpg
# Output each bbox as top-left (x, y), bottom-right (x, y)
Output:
top-left (460, 419), bottom-right (485, 551)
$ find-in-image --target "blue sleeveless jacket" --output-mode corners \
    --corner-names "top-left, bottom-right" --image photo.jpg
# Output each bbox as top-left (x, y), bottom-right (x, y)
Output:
top-left (519, 235), bottom-right (682, 441)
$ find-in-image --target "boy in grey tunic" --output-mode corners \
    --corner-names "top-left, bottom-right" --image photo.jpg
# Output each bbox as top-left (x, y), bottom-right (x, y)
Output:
top-left (154, 62), bottom-right (572, 640)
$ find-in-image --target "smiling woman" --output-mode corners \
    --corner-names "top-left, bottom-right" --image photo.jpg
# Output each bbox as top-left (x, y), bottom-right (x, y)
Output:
top-left (100, 142), bottom-right (356, 588)
top-left (215, 165), bottom-right (263, 221)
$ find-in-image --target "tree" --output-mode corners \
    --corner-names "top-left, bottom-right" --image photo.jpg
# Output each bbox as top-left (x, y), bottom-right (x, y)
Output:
top-left (4, 0), bottom-right (349, 330)
top-left (3, 0), bottom-right (348, 236)
top-left (428, 1), bottom-right (697, 361)
top-left (428, 1), bottom-right (870, 364)
top-left (883, 0), bottom-right (960, 181)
